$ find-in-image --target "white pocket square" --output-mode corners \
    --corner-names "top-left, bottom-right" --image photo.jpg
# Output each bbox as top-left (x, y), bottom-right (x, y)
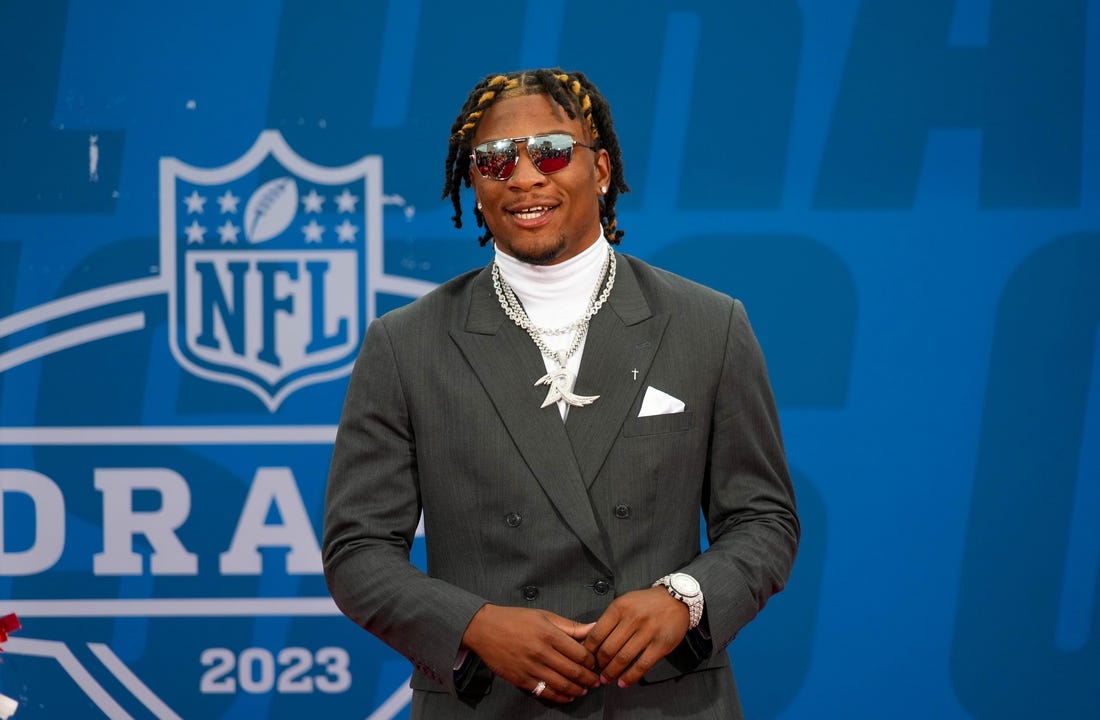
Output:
top-left (638, 386), bottom-right (685, 417)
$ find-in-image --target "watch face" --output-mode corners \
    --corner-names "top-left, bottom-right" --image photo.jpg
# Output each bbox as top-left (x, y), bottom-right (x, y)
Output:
top-left (670, 573), bottom-right (700, 597)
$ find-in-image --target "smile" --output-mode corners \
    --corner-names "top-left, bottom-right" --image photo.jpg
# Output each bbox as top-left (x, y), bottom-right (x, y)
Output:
top-left (510, 205), bottom-right (556, 220)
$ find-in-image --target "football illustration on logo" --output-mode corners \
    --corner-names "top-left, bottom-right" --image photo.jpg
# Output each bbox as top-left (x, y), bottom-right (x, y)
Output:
top-left (245, 176), bottom-right (298, 243)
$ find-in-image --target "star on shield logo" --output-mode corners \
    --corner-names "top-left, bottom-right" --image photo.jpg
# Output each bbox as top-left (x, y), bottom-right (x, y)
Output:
top-left (160, 131), bottom-right (377, 410)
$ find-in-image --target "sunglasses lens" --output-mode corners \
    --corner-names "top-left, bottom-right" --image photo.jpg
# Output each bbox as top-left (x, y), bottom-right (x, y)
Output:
top-left (473, 134), bottom-right (581, 179)
top-left (527, 134), bottom-right (574, 174)
top-left (474, 139), bottom-right (518, 179)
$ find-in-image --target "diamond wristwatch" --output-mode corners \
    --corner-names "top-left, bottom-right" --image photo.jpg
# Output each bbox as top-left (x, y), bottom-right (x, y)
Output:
top-left (653, 572), bottom-right (704, 630)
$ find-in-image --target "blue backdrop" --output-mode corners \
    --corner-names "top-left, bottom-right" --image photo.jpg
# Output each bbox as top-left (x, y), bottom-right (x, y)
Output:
top-left (1, 1), bottom-right (1097, 718)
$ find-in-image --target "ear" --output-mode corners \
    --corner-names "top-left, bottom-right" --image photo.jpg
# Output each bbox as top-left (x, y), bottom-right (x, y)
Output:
top-left (594, 148), bottom-right (612, 194)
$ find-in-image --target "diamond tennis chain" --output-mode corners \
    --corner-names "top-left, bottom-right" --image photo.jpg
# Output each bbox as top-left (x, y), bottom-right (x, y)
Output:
top-left (492, 246), bottom-right (617, 408)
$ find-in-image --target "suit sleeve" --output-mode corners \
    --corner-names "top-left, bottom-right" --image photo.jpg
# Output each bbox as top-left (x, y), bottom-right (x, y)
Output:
top-left (322, 317), bottom-right (487, 695)
top-left (684, 299), bottom-right (800, 652)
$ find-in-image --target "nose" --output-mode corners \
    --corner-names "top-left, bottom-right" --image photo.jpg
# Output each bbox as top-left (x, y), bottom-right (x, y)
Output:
top-left (507, 144), bottom-right (547, 188)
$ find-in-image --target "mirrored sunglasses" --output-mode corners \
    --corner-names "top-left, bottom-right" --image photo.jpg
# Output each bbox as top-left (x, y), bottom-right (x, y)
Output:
top-left (471, 133), bottom-right (597, 181)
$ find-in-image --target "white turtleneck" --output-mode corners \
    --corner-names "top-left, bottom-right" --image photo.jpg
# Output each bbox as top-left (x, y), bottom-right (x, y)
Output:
top-left (494, 235), bottom-right (611, 419)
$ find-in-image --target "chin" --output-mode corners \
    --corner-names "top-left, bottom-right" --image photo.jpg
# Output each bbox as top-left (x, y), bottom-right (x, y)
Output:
top-left (502, 234), bottom-right (567, 265)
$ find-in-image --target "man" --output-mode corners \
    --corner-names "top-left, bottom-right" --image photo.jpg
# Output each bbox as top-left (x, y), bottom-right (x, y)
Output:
top-left (323, 68), bottom-right (799, 718)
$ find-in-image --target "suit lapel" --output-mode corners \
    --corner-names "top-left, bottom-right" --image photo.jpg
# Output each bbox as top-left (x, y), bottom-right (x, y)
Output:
top-left (566, 255), bottom-right (669, 486)
top-left (449, 266), bottom-right (614, 572)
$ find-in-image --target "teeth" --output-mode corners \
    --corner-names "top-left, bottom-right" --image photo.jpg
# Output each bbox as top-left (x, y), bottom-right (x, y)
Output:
top-left (512, 206), bottom-right (550, 220)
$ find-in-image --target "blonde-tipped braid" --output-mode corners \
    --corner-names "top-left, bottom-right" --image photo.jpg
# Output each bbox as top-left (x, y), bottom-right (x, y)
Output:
top-left (452, 75), bottom-right (518, 141)
top-left (554, 73), bottom-right (599, 141)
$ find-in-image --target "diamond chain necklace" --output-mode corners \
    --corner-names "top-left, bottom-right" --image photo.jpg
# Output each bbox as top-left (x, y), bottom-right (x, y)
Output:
top-left (491, 246), bottom-right (617, 408)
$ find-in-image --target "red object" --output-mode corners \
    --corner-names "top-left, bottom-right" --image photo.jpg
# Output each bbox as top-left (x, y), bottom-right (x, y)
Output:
top-left (0, 614), bottom-right (20, 650)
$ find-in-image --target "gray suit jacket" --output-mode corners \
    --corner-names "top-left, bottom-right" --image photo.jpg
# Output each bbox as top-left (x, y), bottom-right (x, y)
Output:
top-left (323, 253), bottom-right (799, 718)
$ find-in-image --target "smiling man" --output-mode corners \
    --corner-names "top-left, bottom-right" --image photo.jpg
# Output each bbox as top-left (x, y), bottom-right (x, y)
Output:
top-left (323, 68), bottom-right (799, 719)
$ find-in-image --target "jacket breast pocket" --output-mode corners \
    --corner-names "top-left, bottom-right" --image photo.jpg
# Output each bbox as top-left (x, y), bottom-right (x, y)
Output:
top-left (622, 411), bottom-right (694, 437)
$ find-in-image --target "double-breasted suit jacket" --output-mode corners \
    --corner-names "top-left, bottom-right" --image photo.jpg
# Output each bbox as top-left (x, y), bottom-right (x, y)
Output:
top-left (323, 252), bottom-right (799, 719)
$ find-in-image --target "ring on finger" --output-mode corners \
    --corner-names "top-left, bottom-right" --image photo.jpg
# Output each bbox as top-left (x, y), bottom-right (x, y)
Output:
top-left (532, 680), bottom-right (547, 697)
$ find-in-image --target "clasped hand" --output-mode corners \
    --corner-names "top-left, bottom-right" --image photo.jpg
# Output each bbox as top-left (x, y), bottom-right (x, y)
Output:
top-left (462, 587), bottom-right (689, 704)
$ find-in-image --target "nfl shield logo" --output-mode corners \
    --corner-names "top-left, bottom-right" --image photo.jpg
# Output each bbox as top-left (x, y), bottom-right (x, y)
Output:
top-left (160, 131), bottom-right (377, 410)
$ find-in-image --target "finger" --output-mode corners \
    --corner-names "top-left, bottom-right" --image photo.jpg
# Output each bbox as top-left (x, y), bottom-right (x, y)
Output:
top-left (599, 630), bottom-right (647, 682)
top-left (545, 613), bottom-right (596, 642)
top-left (526, 620), bottom-right (600, 692)
top-left (534, 612), bottom-right (598, 676)
top-left (616, 645), bottom-right (662, 688)
top-left (526, 668), bottom-right (589, 704)
top-left (545, 637), bottom-right (600, 688)
top-left (582, 608), bottom-right (619, 654)
top-left (592, 619), bottom-right (637, 672)
top-left (569, 620), bottom-right (597, 641)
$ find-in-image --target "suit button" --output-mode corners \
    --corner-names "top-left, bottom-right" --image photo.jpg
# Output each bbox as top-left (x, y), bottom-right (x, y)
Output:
top-left (522, 585), bottom-right (539, 601)
top-left (504, 512), bottom-right (522, 527)
top-left (613, 503), bottom-right (631, 519)
top-left (592, 580), bottom-right (611, 595)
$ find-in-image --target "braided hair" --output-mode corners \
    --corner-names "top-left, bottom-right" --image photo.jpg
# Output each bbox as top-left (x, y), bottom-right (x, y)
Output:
top-left (442, 68), bottom-right (629, 246)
